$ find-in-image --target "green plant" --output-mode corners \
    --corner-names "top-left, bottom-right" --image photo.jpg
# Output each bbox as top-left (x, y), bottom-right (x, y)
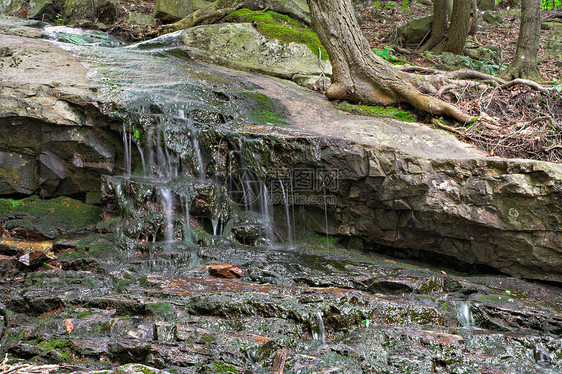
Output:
top-left (55, 13), bottom-right (64, 26)
top-left (541, 0), bottom-right (562, 10)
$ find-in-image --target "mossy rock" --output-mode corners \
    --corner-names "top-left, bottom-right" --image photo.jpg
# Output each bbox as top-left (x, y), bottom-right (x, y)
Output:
top-left (0, 196), bottom-right (103, 239)
top-left (225, 8), bottom-right (328, 59)
top-left (336, 101), bottom-right (415, 122)
top-left (235, 91), bottom-right (289, 125)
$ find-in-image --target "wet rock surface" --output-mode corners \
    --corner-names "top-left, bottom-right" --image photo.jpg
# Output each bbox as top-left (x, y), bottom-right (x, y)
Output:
top-left (0, 16), bottom-right (561, 374)
top-left (0, 241), bottom-right (561, 373)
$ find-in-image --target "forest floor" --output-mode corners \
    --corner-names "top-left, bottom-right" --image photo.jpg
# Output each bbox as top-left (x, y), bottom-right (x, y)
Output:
top-left (106, 1), bottom-right (562, 162)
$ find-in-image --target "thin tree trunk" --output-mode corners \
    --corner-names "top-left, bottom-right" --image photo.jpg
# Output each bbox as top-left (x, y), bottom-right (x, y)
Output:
top-left (306, 0), bottom-right (473, 122)
top-left (501, 0), bottom-right (543, 81)
top-left (434, 0), bottom-right (471, 54)
top-left (421, 0), bottom-right (448, 52)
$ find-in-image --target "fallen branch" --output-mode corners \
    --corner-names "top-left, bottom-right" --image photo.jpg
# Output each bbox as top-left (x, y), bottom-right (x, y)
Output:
top-left (545, 144), bottom-right (562, 152)
top-left (431, 118), bottom-right (465, 135)
top-left (529, 116), bottom-right (555, 126)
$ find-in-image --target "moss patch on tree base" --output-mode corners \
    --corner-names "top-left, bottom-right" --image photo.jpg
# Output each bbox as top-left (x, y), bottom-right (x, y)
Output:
top-left (224, 8), bottom-right (328, 59)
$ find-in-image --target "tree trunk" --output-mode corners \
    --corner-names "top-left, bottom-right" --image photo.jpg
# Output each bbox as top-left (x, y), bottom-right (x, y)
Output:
top-left (500, 0), bottom-right (543, 81)
top-left (421, 0), bottom-right (448, 52)
top-left (434, 0), bottom-right (471, 54)
top-left (162, 0), bottom-right (310, 33)
top-left (306, 0), bottom-right (473, 122)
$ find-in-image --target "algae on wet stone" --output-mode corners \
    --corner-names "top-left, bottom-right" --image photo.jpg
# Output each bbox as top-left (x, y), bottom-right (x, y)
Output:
top-left (225, 8), bottom-right (328, 59)
top-left (0, 196), bottom-right (103, 238)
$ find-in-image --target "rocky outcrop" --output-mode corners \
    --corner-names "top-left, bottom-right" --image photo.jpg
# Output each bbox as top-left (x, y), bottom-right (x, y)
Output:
top-left (0, 17), bottom-right (560, 282)
top-left (0, 20), bottom-right (122, 200)
top-left (0, 0), bottom-right (24, 15)
top-left (235, 75), bottom-right (562, 283)
top-left (153, 0), bottom-right (211, 23)
top-left (27, 0), bottom-right (118, 24)
top-left (135, 22), bottom-right (331, 88)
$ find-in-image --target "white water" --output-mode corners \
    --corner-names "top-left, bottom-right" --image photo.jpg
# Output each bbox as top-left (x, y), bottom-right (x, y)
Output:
top-left (456, 302), bottom-right (475, 329)
top-left (312, 311), bottom-right (326, 345)
top-left (279, 180), bottom-right (293, 247)
top-left (159, 188), bottom-right (174, 242)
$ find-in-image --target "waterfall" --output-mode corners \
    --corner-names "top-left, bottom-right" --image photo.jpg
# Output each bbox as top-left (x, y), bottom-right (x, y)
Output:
top-left (456, 302), bottom-right (475, 329)
top-left (279, 180), bottom-right (293, 247)
top-left (159, 188), bottom-right (174, 242)
top-left (311, 311), bottom-right (326, 345)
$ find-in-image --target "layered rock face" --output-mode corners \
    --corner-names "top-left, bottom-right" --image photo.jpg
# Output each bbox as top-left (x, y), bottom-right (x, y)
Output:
top-left (0, 16), bottom-right (560, 283)
top-left (0, 22), bottom-right (122, 200)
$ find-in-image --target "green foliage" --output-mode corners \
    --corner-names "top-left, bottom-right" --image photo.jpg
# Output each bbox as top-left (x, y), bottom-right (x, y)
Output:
top-left (373, 46), bottom-right (406, 64)
top-left (336, 101), bottom-right (415, 122)
top-left (55, 14), bottom-right (64, 26)
top-left (225, 9), bottom-right (328, 59)
top-left (541, 0), bottom-right (562, 9)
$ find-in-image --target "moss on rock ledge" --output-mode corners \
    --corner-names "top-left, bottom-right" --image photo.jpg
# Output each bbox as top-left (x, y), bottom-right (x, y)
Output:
top-left (0, 196), bottom-right (103, 238)
top-left (225, 8), bottom-right (328, 59)
top-left (336, 101), bottom-right (415, 122)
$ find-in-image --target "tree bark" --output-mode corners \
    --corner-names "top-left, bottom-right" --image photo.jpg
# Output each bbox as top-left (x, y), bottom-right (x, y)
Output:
top-left (500, 0), bottom-right (543, 81)
top-left (306, 0), bottom-right (473, 122)
top-left (421, 0), bottom-right (448, 52)
top-left (162, 0), bottom-right (310, 33)
top-left (434, 0), bottom-right (471, 54)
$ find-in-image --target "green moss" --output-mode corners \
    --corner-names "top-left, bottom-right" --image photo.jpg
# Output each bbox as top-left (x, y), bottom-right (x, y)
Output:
top-left (113, 278), bottom-right (131, 293)
top-left (37, 338), bottom-right (74, 362)
top-left (146, 302), bottom-right (174, 316)
top-left (201, 361), bottom-right (239, 374)
top-left (225, 9), bottom-right (328, 59)
top-left (237, 91), bottom-right (288, 125)
top-left (336, 101), bottom-right (415, 122)
top-left (0, 196), bottom-right (103, 236)
top-left (76, 310), bottom-right (92, 318)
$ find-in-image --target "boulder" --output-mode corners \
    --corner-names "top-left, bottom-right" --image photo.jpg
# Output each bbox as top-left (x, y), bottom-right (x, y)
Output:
top-left (482, 11), bottom-right (504, 26)
top-left (0, 30), bottom-right (122, 198)
top-left (396, 16), bottom-right (433, 46)
top-left (28, 0), bottom-right (118, 24)
top-left (137, 22), bottom-right (332, 81)
top-left (153, 0), bottom-right (212, 23)
top-left (0, 0), bottom-right (24, 15)
top-left (478, 0), bottom-right (496, 11)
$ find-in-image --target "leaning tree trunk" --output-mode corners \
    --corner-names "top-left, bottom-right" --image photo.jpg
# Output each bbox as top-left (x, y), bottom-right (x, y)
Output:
top-left (434, 0), bottom-right (471, 54)
top-left (421, 0), bottom-right (448, 52)
top-left (162, 0), bottom-right (310, 33)
top-left (306, 0), bottom-right (473, 122)
top-left (501, 0), bottom-right (543, 81)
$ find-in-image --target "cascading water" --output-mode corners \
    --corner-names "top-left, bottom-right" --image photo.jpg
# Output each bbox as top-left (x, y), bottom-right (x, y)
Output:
top-left (311, 311), bottom-right (326, 346)
top-left (456, 302), bottom-right (475, 329)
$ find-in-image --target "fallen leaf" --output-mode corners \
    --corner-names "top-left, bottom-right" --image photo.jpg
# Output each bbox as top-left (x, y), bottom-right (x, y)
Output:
top-left (65, 319), bottom-right (73, 334)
